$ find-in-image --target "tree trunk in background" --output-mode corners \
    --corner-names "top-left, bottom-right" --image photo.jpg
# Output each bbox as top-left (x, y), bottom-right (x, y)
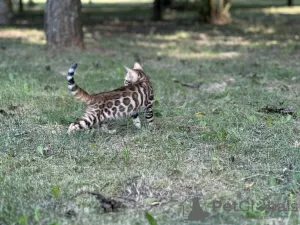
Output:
top-left (44, 0), bottom-right (84, 49)
top-left (163, 0), bottom-right (173, 8)
top-left (287, 0), bottom-right (293, 6)
top-left (199, 0), bottom-right (232, 24)
top-left (198, 0), bottom-right (211, 22)
top-left (152, 0), bottom-right (162, 20)
top-left (6, 0), bottom-right (12, 11)
top-left (152, 0), bottom-right (173, 21)
top-left (0, 0), bottom-right (13, 25)
top-left (19, 0), bottom-right (23, 13)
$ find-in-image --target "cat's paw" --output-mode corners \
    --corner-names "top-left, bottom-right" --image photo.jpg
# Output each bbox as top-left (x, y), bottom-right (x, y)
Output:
top-left (67, 123), bottom-right (80, 135)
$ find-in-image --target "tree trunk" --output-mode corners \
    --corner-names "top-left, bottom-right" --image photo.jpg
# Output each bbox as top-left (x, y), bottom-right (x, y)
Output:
top-left (27, 0), bottom-right (36, 7)
top-left (199, 0), bottom-right (232, 24)
top-left (152, 0), bottom-right (163, 21)
top-left (0, 0), bottom-right (13, 25)
top-left (6, 0), bottom-right (12, 11)
top-left (19, 0), bottom-right (23, 13)
top-left (198, 0), bottom-right (209, 22)
top-left (44, 0), bottom-right (84, 49)
top-left (163, 0), bottom-right (173, 8)
top-left (287, 0), bottom-right (293, 6)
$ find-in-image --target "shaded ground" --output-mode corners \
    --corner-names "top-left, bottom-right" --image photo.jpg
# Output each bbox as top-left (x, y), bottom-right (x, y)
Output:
top-left (1, 1), bottom-right (300, 225)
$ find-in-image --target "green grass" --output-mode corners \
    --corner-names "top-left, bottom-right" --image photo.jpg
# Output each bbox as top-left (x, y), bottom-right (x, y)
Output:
top-left (2, 2), bottom-right (300, 225)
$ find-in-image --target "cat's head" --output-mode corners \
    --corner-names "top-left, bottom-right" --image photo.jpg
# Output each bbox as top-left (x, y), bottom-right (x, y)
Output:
top-left (124, 62), bottom-right (145, 85)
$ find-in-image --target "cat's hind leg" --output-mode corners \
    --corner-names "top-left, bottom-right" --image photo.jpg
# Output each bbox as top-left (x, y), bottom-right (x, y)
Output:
top-left (67, 113), bottom-right (97, 135)
top-left (145, 104), bottom-right (153, 127)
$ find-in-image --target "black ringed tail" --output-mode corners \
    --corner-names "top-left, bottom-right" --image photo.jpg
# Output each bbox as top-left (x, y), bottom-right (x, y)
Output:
top-left (67, 63), bottom-right (78, 91)
top-left (66, 63), bottom-right (91, 103)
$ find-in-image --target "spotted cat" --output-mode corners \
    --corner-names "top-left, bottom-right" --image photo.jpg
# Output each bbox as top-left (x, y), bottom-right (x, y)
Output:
top-left (66, 62), bottom-right (154, 135)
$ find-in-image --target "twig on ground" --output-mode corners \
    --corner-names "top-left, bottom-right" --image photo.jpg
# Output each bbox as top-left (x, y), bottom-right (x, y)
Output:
top-left (172, 78), bottom-right (203, 88)
top-left (240, 174), bottom-right (267, 181)
top-left (87, 192), bottom-right (126, 212)
top-left (258, 105), bottom-right (297, 118)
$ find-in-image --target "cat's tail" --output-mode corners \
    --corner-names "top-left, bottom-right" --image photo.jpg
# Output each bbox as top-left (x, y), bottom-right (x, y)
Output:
top-left (67, 63), bottom-right (91, 103)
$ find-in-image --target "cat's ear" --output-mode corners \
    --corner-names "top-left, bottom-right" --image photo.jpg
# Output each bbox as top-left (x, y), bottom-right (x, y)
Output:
top-left (133, 62), bottom-right (143, 71)
top-left (124, 66), bottom-right (138, 80)
top-left (124, 66), bottom-right (132, 73)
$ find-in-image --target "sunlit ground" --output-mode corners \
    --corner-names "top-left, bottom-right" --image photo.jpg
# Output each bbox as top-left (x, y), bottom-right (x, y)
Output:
top-left (23, 0), bottom-right (152, 3)
top-left (262, 6), bottom-right (300, 14)
top-left (0, 29), bottom-right (45, 45)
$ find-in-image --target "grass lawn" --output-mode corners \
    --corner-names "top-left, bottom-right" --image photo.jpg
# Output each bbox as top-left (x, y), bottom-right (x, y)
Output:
top-left (1, 1), bottom-right (300, 225)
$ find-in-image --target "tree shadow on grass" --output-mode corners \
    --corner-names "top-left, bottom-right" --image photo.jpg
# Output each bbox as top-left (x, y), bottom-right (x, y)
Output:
top-left (12, 2), bottom-right (152, 28)
top-left (6, 0), bottom-right (300, 58)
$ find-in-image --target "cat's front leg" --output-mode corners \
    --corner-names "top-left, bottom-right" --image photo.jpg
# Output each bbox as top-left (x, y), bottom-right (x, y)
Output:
top-left (132, 112), bottom-right (141, 129)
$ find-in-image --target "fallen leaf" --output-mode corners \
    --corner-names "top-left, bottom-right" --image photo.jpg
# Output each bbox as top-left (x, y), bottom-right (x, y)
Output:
top-left (245, 182), bottom-right (255, 190)
top-left (36, 145), bottom-right (44, 156)
top-left (195, 112), bottom-right (205, 118)
top-left (144, 197), bottom-right (160, 205)
top-left (145, 211), bottom-right (158, 225)
top-left (294, 141), bottom-right (300, 148)
top-left (51, 185), bottom-right (60, 200)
